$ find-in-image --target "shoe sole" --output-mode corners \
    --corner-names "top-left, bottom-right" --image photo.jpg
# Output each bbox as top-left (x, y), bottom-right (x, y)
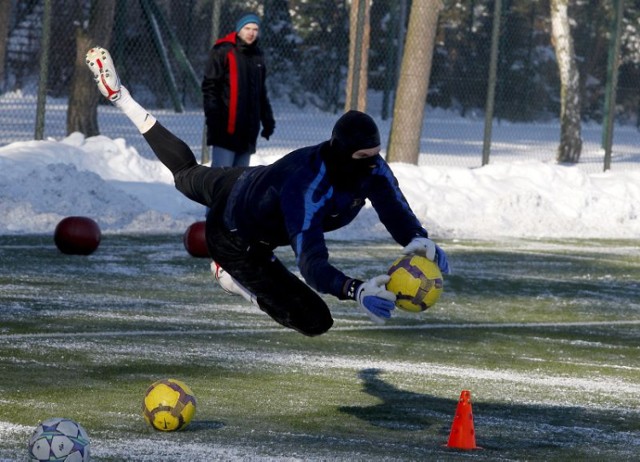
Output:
top-left (85, 47), bottom-right (121, 101)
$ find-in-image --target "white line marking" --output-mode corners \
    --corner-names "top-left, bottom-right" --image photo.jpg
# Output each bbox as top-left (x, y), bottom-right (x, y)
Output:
top-left (1, 320), bottom-right (638, 340)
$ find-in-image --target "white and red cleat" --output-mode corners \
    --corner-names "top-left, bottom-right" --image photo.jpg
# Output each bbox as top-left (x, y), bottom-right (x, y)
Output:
top-left (210, 261), bottom-right (258, 305)
top-left (85, 46), bottom-right (121, 101)
top-left (211, 261), bottom-right (234, 295)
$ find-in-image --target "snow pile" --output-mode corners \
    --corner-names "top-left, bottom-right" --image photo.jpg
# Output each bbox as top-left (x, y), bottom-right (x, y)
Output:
top-left (1, 131), bottom-right (639, 239)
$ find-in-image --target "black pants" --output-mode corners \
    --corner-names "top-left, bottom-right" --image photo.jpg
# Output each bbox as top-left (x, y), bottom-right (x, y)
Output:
top-left (144, 123), bottom-right (333, 336)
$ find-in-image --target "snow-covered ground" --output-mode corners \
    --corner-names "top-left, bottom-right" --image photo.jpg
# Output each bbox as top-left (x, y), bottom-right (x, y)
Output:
top-left (0, 95), bottom-right (639, 239)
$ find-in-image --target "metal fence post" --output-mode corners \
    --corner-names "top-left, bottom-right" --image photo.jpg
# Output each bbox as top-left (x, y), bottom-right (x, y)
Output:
top-left (140, 0), bottom-right (184, 113)
top-left (482, 0), bottom-right (502, 167)
top-left (201, 0), bottom-right (222, 165)
top-left (34, 0), bottom-right (51, 141)
top-left (602, 0), bottom-right (624, 172)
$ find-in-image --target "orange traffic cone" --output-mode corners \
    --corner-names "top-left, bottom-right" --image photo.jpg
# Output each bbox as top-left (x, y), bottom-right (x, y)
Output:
top-left (446, 390), bottom-right (480, 450)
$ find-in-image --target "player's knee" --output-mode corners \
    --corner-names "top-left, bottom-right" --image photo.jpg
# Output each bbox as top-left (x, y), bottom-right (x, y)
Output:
top-left (254, 276), bottom-right (334, 336)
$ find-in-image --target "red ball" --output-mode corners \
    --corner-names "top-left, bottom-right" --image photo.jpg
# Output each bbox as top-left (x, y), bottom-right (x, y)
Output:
top-left (54, 216), bottom-right (101, 255)
top-left (183, 221), bottom-right (209, 258)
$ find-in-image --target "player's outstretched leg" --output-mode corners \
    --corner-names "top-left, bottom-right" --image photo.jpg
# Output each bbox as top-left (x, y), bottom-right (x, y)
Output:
top-left (85, 46), bottom-right (225, 208)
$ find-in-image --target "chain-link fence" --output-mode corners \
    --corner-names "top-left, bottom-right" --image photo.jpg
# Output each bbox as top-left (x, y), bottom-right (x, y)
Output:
top-left (1, 0), bottom-right (639, 171)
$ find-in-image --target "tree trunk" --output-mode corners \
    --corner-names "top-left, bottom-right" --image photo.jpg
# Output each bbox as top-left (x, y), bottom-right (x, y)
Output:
top-left (387, 0), bottom-right (443, 164)
top-left (345, 0), bottom-right (371, 112)
top-left (550, 0), bottom-right (582, 163)
top-left (0, 0), bottom-right (11, 92)
top-left (66, 0), bottom-right (116, 137)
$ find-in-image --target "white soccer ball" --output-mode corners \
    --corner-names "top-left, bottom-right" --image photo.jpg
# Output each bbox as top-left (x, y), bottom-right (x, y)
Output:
top-left (28, 417), bottom-right (90, 462)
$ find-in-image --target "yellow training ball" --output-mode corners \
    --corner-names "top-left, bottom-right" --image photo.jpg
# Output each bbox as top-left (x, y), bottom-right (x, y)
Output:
top-left (142, 378), bottom-right (196, 431)
top-left (386, 255), bottom-right (444, 312)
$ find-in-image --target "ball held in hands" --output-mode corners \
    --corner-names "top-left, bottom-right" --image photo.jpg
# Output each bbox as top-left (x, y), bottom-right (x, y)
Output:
top-left (386, 255), bottom-right (444, 312)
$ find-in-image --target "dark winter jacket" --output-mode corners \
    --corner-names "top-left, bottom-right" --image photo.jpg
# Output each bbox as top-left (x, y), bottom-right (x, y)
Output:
top-left (222, 141), bottom-right (429, 299)
top-left (202, 32), bottom-right (275, 154)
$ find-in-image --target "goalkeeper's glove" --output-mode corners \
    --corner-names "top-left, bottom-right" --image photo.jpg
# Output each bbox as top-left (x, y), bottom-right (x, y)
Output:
top-left (402, 237), bottom-right (451, 274)
top-left (345, 276), bottom-right (396, 324)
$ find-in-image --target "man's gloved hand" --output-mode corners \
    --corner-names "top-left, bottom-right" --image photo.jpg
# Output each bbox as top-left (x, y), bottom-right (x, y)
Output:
top-left (402, 237), bottom-right (450, 274)
top-left (356, 275), bottom-right (396, 325)
top-left (261, 126), bottom-right (274, 140)
top-left (402, 237), bottom-right (436, 260)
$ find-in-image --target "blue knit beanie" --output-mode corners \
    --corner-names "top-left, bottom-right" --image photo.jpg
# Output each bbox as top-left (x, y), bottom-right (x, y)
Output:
top-left (235, 13), bottom-right (261, 32)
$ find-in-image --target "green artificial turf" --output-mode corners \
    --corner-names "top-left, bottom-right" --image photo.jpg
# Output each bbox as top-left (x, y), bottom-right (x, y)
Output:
top-left (1, 235), bottom-right (639, 461)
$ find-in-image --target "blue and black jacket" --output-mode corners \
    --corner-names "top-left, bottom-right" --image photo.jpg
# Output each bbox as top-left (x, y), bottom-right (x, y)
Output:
top-left (223, 141), bottom-right (428, 299)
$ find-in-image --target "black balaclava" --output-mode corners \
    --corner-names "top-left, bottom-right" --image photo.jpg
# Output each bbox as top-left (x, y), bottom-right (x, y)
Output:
top-left (322, 110), bottom-right (381, 189)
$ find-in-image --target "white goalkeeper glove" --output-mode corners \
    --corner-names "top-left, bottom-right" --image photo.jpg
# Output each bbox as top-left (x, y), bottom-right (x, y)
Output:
top-left (402, 237), bottom-right (450, 274)
top-left (402, 237), bottom-right (436, 260)
top-left (355, 275), bottom-right (396, 325)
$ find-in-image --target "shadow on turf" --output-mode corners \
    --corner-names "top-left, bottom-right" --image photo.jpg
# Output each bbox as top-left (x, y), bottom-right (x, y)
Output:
top-left (338, 368), bottom-right (639, 452)
top-left (338, 368), bottom-right (447, 432)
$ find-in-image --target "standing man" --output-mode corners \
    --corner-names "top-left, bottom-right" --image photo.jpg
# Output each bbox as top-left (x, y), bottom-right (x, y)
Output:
top-left (202, 11), bottom-right (275, 167)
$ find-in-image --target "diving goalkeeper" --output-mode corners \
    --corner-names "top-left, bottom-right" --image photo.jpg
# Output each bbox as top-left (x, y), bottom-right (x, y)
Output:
top-left (86, 47), bottom-right (449, 336)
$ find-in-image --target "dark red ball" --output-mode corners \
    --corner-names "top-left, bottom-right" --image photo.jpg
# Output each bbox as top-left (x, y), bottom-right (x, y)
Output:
top-left (183, 221), bottom-right (209, 258)
top-left (54, 216), bottom-right (101, 255)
